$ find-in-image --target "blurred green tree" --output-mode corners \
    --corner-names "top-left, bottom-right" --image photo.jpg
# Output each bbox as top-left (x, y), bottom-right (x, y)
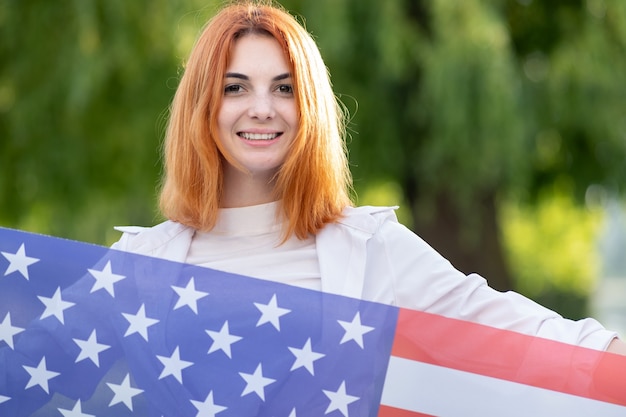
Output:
top-left (507, 0), bottom-right (626, 197)
top-left (0, 0), bottom-right (219, 243)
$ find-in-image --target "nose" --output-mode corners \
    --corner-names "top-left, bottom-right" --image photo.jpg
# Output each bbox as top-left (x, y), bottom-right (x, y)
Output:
top-left (247, 93), bottom-right (275, 120)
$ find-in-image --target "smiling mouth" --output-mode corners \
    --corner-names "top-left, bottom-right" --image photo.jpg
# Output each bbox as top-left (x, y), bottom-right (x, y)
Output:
top-left (238, 132), bottom-right (281, 141)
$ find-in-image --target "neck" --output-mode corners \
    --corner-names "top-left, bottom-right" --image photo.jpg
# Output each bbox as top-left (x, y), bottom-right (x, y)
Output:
top-left (221, 166), bottom-right (277, 208)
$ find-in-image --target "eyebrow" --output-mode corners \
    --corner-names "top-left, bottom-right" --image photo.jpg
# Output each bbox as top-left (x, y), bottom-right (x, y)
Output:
top-left (225, 72), bottom-right (291, 81)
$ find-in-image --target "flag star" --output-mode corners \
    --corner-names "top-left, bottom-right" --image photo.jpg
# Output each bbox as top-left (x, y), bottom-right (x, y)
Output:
top-left (206, 321), bottom-right (242, 358)
top-left (254, 294), bottom-right (290, 330)
top-left (23, 357), bottom-right (60, 394)
top-left (106, 374), bottom-right (143, 411)
top-left (157, 346), bottom-right (193, 384)
top-left (122, 304), bottom-right (159, 341)
top-left (58, 400), bottom-right (95, 417)
top-left (0, 312), bottom-right (24, 349)
top-left (0, 395), bottom-right (9, 404)
top-left (288, 338), bottom-right (325, 375)
top-left (73, 329), bottom-right (111, 367)
top-left (38, 287), bottom-right (75, 324)
top-left (2, 243), bottom-right (39, 280)
top-left (323, 381), bottom-right (359, 417)
top-left (172, 277), bottom-right (209, 314)
top-left (239, 363), bottom-right (276, 401)
top-left (87, 260), bottom-right (125, 297)
top-left (190, 391), bottom-right (227, 417)
top-left (337, 312), bottom-right (374, 349)
top-left (288, 409), bottom-right (297, 417)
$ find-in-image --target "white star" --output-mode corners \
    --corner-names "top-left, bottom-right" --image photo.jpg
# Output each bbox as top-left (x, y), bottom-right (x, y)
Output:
top-left (157, 346), bottom-right (193, 383)
top-left (106, 373), bottom-right (143, 411)
top-left (172, 277), bottom-right (209, 314)
top-left (254, 294), bottom-right (290, 330)
top-left (0, 395), bottom-right (10, 404)
top-left (239, 363), bottom-right (276, 401)
top-left (190, 391), bottom-right (227, 417)
top-left (122, 304), bottom-right (159, 341)
top-left (73, 329), bottom-right (111, 367)
top-left (23, 357), bottom-right (60, 394)
top-left (38, 287), bottom-right (75, 324)
top-left (2, 243), bottom-right (39, 280)
top-left (87, 261), bottom-right (125, 297)
top-left (288, 409), bottom-right (297, 417)
top-left (323, 381), bottom-right (359, 417)
top-left (337, 312), bottom-right (374, 349)
top-left (0, 312), bottom-right (24, 349)
top-left (58, 400), bottom-right (95, 417)
top-left (288, 338), bottom-right (325, 375)
top-left (206, 321), bottom-right (242, 358)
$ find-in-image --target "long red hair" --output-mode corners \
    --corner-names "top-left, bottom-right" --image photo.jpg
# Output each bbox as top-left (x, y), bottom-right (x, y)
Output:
top-left (159, 0), bottom-right (353, 239)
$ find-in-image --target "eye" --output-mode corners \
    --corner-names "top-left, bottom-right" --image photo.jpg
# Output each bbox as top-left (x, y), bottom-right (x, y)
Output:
top-left (277, 84), bottom-right (294, 94)
top-left (224, 84), bottom-right (243, 94)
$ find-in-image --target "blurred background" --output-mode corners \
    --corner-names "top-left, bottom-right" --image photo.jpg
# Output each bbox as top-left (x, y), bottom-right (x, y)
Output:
top-left (1, 0), bottom-right (625, 334)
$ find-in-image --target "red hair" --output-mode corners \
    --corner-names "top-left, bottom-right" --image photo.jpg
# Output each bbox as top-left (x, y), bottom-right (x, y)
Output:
top-left (159, 0), bottom-right (353, 239)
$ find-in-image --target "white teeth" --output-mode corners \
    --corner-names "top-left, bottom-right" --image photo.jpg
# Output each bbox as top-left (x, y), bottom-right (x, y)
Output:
top-left (239, 132), bottom-right (279, 140)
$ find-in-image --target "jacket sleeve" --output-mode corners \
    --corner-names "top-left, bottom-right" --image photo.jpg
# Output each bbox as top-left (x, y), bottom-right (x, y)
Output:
top-left (366, 215), bottom-right (617, 351)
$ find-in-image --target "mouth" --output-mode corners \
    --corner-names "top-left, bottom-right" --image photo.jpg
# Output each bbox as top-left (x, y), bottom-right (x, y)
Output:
top-left (238, 132), bottom-right (282, 141)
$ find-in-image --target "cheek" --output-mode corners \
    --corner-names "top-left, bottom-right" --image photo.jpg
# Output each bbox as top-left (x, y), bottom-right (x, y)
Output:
top-left (280, 102), bottom-right (299, 127)
top-left (217, 106), bottom-right (235, 133)
top-left (215, 110), bottom-right (235, 149)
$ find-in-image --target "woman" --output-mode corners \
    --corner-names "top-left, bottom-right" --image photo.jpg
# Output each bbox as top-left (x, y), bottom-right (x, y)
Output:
top-left (112, 0), bottom-right (626, 355)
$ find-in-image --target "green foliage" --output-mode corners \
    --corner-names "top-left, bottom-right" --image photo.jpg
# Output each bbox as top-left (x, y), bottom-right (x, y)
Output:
top-left (501, 186), bottom-right (603, 317)
top-left (414, 0), bottom-right (527, 204)
top-left (508, 0), bottom-right (626, 198)
top-left (0, 0), bottom-right (221, 244)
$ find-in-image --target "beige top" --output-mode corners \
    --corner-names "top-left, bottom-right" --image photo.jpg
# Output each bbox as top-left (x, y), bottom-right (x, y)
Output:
top-left (186, 201), bottom-right (321, 291)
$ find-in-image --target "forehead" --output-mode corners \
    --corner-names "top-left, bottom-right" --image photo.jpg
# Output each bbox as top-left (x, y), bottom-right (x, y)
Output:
top-left (227, 34), bottom-right (290, 73)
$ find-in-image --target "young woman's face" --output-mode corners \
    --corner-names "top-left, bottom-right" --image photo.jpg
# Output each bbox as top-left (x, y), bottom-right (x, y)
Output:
top-left (217, 34), bottom-right (298, 180)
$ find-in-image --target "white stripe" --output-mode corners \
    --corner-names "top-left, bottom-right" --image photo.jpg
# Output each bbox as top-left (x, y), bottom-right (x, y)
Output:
top-left (381, 356), bottom-right (626, 417)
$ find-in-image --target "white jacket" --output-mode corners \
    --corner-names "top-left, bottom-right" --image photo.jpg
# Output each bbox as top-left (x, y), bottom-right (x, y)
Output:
top-left (112, 205), bottom-right (616, 350)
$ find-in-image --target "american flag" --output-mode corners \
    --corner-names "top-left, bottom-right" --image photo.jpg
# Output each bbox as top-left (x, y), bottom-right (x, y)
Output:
top-left (1, 227), bottom-right (625, 417)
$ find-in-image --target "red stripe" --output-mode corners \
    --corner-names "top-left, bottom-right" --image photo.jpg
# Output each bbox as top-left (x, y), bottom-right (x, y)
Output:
top-left (378, 404), bottom-right (437, 417)
top-left (391, 308), bottom-right (626, 407)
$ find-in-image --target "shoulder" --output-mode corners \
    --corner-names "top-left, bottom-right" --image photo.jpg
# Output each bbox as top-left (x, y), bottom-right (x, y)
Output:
top-left (333, 205), bottom-right (422, 247)
top-left (319, 204), bottom-right (423, 261)
top-left (111, 220), bottom-right (194, 257)
top-left (335, 205), bottom-right (400, 235)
